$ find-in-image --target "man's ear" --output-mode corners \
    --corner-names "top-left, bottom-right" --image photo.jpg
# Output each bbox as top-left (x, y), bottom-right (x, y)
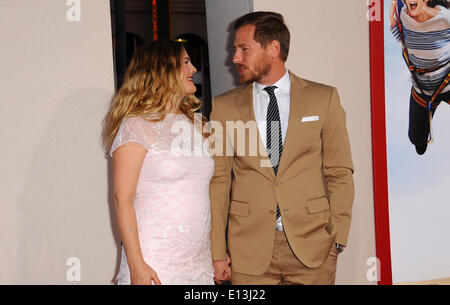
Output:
top-left (268, 40), bottom-right (281, 59)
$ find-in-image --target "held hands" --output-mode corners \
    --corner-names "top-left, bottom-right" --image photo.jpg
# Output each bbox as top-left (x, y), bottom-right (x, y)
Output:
top-left (213, 254), bottom-right (232, 284)
top-left (130, 262), bottom-right (162, 285)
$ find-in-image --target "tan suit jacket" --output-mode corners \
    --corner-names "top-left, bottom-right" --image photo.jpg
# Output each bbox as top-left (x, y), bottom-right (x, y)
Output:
top-left (209, 72), bottom-right (354, 275)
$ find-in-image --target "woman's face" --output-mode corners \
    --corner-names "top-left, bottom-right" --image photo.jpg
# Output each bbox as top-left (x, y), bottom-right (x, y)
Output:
top-left (180, 48), bottom-right (197, 95)
top-left (405, 0), bottom-right (427, 16)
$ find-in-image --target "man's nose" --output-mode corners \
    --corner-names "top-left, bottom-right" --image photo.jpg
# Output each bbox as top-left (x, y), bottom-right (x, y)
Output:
top-left (232, 50), bottom-right (241, 64)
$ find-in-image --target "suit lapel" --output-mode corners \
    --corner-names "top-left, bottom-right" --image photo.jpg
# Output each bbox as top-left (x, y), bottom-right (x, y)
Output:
top-left (235, 84), bottom-right (275, 181)
top-left (277, 72), bottom-right (307, 176)
top-left (235, 85), bottom-right (254, 123)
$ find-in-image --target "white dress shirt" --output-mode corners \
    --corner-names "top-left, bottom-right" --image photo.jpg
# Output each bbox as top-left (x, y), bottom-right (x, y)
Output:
top-left (253, 70), bottom-right (290, 231)
top-left (253, 70), bottom-right (290, 150)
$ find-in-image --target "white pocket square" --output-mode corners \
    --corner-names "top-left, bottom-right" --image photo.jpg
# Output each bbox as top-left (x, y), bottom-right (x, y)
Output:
top-left (301, 116), bottom-right (319, 122)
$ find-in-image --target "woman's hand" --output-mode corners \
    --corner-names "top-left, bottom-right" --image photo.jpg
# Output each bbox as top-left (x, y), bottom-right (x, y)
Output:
top-left (213, 254), bottom-right (232, 284)
top-left (389, 0), bottom-right (398, 28)
top-left (130, 262), bottom-right (162, 285)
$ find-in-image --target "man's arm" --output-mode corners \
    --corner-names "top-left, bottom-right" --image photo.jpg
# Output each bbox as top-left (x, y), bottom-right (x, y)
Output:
top-left (322, 87), bottom-right (355, 247)
top-left (209, 97), bottom-right (233, 281)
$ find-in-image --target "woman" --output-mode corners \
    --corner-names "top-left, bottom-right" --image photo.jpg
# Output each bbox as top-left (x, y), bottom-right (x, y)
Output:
top-left (389, 0), bottom-right (449, 155)
top-left (103, 40), bottom-right (214, 285)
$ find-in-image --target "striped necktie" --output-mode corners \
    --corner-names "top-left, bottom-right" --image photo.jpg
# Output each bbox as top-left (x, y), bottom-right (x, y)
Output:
top-left (264, 86), bottom-right (283, 223)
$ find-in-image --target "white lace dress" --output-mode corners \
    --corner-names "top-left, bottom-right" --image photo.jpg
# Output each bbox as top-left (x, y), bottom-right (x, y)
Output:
top-left (110, 114), bottom-right (214, 285)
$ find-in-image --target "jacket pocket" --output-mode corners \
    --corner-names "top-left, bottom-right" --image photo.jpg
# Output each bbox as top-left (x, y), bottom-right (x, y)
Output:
top-left (299, 120), bottom-right (322, 128)
top-left (298, 121), bottom-right (321, 128)
top-left (229, 200), bottom-right (249, 216)
top-left (307, 197), bottom-right (329, 214)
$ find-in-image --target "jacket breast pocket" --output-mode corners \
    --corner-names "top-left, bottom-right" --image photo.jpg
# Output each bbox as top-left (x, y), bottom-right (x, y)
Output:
top-left (229, 200), bottom-right (249, 217)
top-left (299, 121), bottom-right (321, 128)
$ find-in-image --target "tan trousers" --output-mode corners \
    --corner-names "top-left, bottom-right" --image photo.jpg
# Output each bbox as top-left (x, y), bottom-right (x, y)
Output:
top-left (231, 231), bottom-right (338, 285)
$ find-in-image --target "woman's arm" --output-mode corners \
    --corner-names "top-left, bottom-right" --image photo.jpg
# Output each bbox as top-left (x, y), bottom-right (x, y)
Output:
top-left (389, 1), bottom-right (398, 28)
top-left (389, 1), bottom-right (404, 45)
top-left (113, 143), bottom-right (161, 285)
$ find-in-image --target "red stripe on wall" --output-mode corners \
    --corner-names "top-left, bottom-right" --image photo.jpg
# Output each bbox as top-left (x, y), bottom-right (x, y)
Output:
top-left (369, 0), bottom-right (393, 285)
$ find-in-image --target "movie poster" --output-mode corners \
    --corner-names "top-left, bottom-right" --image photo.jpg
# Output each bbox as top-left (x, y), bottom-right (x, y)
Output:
top-left (383, 0), bottom-right (450, 283)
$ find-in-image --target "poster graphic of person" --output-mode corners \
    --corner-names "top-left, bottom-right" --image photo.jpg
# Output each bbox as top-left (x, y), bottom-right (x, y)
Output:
top-left (389, 0), bottom-right (449, 155)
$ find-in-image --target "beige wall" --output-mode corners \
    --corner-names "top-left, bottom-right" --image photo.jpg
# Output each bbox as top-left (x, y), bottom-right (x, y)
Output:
top-left (0, 0), bottom-right (117, 284)
top-left (253, 0), bottom-right (376, 284)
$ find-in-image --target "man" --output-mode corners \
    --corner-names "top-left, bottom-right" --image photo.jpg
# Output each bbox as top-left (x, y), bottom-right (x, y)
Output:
top-left (209, 11), bottom-right (354, 285)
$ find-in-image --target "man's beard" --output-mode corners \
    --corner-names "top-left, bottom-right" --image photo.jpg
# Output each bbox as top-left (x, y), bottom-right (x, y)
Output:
top-left (239, 59), bottom-right (271, 84)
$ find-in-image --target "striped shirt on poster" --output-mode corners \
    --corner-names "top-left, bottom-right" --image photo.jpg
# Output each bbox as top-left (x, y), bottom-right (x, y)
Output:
top-left (391, 5), bottom-right (450, 96)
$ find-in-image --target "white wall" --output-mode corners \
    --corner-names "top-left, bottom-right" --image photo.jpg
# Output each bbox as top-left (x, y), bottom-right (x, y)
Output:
top-left (0, 0), bottom-right (117, 284)
top-left (206, 0), bottom-right (376, 284)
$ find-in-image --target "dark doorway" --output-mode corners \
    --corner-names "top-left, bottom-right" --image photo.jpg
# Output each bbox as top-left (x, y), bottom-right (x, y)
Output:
top-left (109, 0), bottom-right (211, 118)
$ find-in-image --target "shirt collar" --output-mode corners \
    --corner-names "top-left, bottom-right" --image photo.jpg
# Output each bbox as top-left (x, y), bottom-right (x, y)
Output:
top-left (254, 70), bottom-right (290, 96)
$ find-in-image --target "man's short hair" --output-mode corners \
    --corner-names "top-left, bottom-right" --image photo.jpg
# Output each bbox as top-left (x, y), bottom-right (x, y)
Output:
top-left (234, 11), bottom-right (290, 61)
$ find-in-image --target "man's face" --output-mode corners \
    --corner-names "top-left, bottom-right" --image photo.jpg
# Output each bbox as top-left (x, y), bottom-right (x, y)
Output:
top-left (232, 24), bottom-right (271, 84)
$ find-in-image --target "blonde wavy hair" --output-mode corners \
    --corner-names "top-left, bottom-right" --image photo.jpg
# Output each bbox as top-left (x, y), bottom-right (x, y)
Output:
top-left (103, 40), bottom-right (209, 152)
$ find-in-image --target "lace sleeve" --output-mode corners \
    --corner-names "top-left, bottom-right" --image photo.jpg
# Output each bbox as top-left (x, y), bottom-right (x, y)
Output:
top-left (110, 117), bottom-right (152, 157)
